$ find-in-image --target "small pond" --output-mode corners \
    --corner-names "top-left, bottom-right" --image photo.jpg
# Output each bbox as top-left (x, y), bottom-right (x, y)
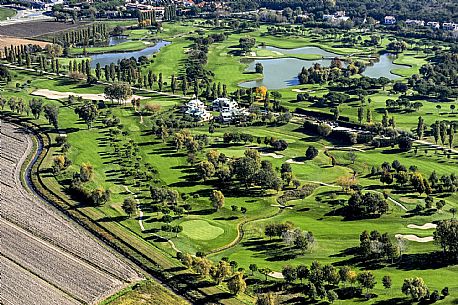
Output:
top-left (239, 47), bottom-right (409, 89)
top-left (90, 40), bottom-right (171, 68)
top-left (108, 35), bottom-right (130, 46)
top-left (361, 53), bottom-right (409, 80)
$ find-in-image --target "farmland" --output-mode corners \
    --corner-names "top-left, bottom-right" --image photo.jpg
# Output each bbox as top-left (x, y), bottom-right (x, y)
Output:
top-left (0, 122), bottom-right (142, 305)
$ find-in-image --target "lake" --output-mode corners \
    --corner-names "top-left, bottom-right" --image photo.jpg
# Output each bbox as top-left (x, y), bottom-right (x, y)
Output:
top-left (90, 40), bottom-right (171, 68)
top-left (239, 47), bottom-right (409, 89)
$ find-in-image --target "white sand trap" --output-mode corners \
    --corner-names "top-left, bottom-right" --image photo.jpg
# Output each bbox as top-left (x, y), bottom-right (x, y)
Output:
top-left (268, 272), bottom-right (284, 279)
top-left (271, 50), bottom-right (283, 55)
top-left (32, 89), bottom-right (147, 104)
top-left (261, 152), bottom-right (284, 159)
top-left (286, 158), bottom-right (304, 164)
top-left (395, 234), bottom-right (433, 243)
top-left (250, 51), bottom-right (256, 56)
top-left (407, 223), bottom-right (437, 230)
top-left (270, 204), bottom-right (293, 209)
top-left (292, 89), bottom-right (308, 93)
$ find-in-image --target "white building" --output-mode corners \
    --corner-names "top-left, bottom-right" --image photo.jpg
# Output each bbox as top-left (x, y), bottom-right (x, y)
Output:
top-left (443, 22), bottom-right (458, 31)
top-left (405, 19), bottom-right (424, 27)
top-left (426, 21), bottom-right (440, 29)
top-left (212, 98), bottom-right (238, 111)
top-left (212, 98), bottom-right (250, 123)
top-left (384, 16), bottom-right (396, 25)
top-left (184, 99), bottom-right (212, 121)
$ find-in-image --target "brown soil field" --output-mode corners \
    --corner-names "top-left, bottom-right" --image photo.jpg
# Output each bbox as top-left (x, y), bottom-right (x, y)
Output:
top-left (0, 122), bottom-right (143, 305)
top-left (0, 35), bottom-right (50, 49)
top-left (0, 20), bottom-right (89, 38)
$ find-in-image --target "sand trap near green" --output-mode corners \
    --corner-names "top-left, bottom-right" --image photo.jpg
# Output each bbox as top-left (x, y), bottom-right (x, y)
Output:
top-left (181, 220), bottom-right (224, 240)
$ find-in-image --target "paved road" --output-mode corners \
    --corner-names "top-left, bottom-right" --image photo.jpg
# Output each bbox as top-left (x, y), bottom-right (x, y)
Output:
top-left (0, 7), bottom-right (52, 26)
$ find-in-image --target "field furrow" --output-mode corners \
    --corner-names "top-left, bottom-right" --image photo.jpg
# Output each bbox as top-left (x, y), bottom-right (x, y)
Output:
top-left (0, 255), bottom-right (82, 305)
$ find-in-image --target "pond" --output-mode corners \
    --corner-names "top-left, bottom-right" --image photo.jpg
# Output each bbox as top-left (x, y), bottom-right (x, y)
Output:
top-left (108, 35), bottom-right (130, 46)
top-left (90, 40), bottom-right (171, 68)
top-left (239, 47), bottom-right (409, 89)
top-left (361, 53), bottom-right (409, 80)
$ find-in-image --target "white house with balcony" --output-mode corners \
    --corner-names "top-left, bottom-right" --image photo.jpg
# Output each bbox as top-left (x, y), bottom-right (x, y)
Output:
top-left (426, 21), bottom-right (440, 29)
top-left (405, 19), bottom-right (424, 27)
top-left (183, 99), bottom-right (212, 121)
top-left (384, 16), bottom-right (396, 25)
top-left (443, 22), bottom-right (458, 31)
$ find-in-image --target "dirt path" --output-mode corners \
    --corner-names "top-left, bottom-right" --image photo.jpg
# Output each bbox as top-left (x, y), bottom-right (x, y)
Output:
top-left (414, 139), bottom-right (458, 154)
top-left (122, 186), bottom-right (180, 253)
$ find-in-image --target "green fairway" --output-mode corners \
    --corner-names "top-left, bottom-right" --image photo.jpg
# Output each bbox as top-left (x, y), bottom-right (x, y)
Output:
top-left (181, 219), bottom-right (225, 240)
top-left (1, 17), bottom-right (457, 305)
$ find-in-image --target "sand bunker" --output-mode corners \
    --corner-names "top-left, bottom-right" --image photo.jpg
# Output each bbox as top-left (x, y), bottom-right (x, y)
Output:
top-left (395, 234), bottom-right (433, 243)
top-left (261, 152), bottom-right (284, 159)
top-left (286, 158), bottom-right (304, 164)
top-left (407, 223), bottom-right (437, 230)
top-left (268, 272), bottom-right (284, 279)
top-left (270, 204), bottom-right (293, 209)
top-left (32, 89), bottom-right (147, 104)
top-left (292, 89), bottom-right (309, 93)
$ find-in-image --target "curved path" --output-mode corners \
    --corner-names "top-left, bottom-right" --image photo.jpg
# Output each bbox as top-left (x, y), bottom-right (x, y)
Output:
top-left (0, 121), bottom-right (142, 305)
top-left (123, 185), bottom-right (180, 253)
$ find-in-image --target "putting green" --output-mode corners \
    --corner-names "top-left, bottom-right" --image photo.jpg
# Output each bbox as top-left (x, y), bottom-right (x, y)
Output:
top-left (181, 220), bottom-right (224, 240)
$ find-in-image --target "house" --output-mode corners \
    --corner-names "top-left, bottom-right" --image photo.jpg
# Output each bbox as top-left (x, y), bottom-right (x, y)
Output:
top-left (405, 19), bottom-right (424, 27)
top-left (212, 98), bottom-right (238, 112)
top-left (212, 98), bottom-right (250, 123)
top-left (183, 99), bottom-right (212, 121)
top-left (384, 16), bottom-right (396, 25)
top-left (426, 21), bottom-right (440, 29)
top-left (443, 22), bottom-right (458, 31)
top-left (323, 12), bottom-right (351, 24)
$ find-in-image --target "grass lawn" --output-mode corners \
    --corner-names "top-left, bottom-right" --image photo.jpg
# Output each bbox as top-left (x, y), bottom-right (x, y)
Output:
top-left (0, 7), bottom-right (16, 21)
top-left (103, 280), bottom-right (188, 305)
top-left (181, 219), bottom-right (225, 240)
top-left (71, 41), bottom-right (149, 55)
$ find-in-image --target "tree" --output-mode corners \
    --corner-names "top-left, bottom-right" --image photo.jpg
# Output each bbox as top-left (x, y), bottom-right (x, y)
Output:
top-left (398, 136), bottom-right (412, 152)
top-left (416, 116), bottom-right (425, 139)
top-left (80, 162), bottom-right (94, 182)
top-left (227, 272), bottom-right (246, 295)
top-left (282, 265), bottom-right (297, 284)
top-left (239, 37), bottom-right (256, 52)
top-left (256, 292), bottom-right (278, 305)
top-left (74, 102), bottom-right (98, 129)
top-left (196, 160), bottom-right (215, 181)
top-left (104, 82), bottom-right (132, 104)
top-left (382, 275), bottom-right (392, 290)
top-left (210, 190), bottom-right (225, 210)
top-left (339, 266), bottom-right (351, 288)
top-left (357, 271), bottom-right (376, 295)
top-left (327, 290), bottom-right (338, 303)
top-left (0, 65), bottom-right (12, 83)
top-left (433, 219), bottom-right (458, 259)
top-left (43, 104), bottom-right (59, 129)
top-left (259, 268), bottom-right (272, 281)
top-left (255, 63), bottom-right (264, 74)
top-left (29, 98), bottom-right (43, 119)
top-left (358, 106), bottom-right (364, 124)
top-left (305, 146), bottom-right (319, 160)
top-left (317, 123), bottom-right (332, 137)
top-left (249, 263), bottom-right (258, 276)
top-left (122, 197), bottom-right (137, 217)
top-left (293, 265), bottom-right (308, 284)
top-left (402, 277), bottom-right (429, 300)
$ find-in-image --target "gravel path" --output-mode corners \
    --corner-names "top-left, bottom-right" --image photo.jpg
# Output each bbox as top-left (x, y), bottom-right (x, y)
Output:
top-left (0, 122), bottom-right (142, 305)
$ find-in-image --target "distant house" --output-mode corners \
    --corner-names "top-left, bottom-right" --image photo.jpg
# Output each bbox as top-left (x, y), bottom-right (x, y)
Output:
top-left (384, 16), bottom-right (396, 25)
top-left (426, 21), bottom-right (440, 29)
top-left (323, 12), bottom-right (351, 24)
top-left (443, 22), bottom-right (458, 31)
top-left (405, 19), bottom-right (424, 27)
